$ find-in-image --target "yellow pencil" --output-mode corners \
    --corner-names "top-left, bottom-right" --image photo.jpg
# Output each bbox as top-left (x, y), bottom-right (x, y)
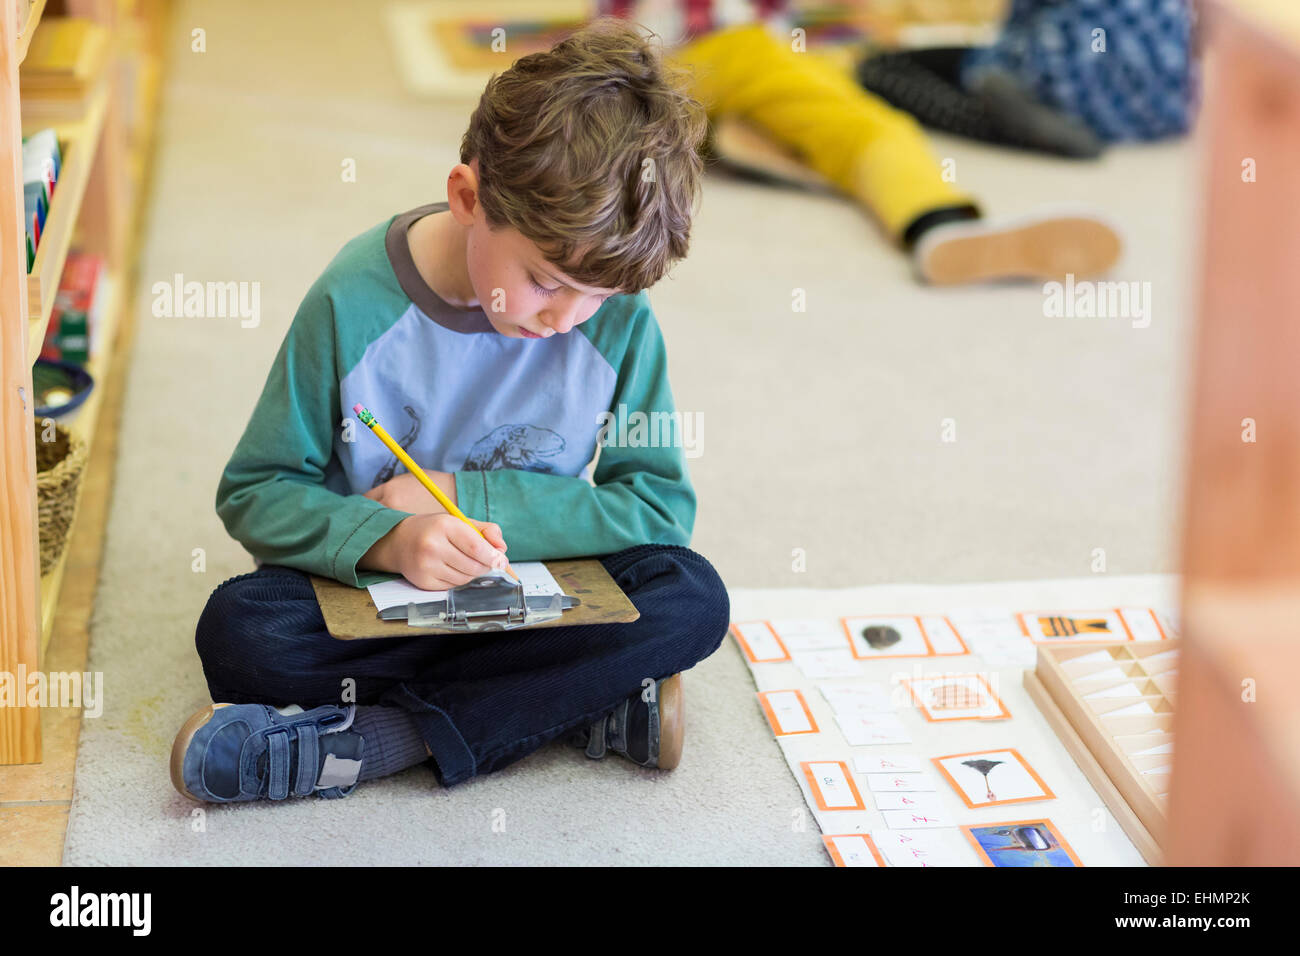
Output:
top-left (353, 403), bottom-right (519, 582)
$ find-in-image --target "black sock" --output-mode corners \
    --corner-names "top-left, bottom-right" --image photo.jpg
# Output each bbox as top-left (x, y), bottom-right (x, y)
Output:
top-left (350, 705), bottom-right (431, 781)
top-left (903, 204), bottom-right (982, 250)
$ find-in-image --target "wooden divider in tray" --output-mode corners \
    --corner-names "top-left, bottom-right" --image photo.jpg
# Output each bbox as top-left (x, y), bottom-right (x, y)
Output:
top-left (1023, 640), bottom-right (1179, 865)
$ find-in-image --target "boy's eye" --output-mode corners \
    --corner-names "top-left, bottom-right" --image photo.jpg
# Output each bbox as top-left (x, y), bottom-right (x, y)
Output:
top-left (529, 275), bottom-right (560, 297)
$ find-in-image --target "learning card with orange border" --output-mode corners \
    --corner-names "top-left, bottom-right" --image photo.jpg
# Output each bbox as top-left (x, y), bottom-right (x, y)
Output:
top-left (1117, 607), bottom-right (1172, 642)
top-left (756, 689), bottom-right (819, 737)
top-left (1018, 608), bottom-right (1126, 643)
top-left (822, 833), bottom-right (886, 867)
top-left (903, 673), bottom-right (1010, 721)
top-left (920, 616), bottom-right (969, 656)
top-left (801, 760), bottom-right (866, 811)
top-left (961, 819), bottom-right (1083, 867)
top-left (730, 620), bottom-right (790, 663)
top-left (839, 614), bottom-right (969, 660)
top-left (932, 748), bottom-right (1056, 809)
top-left (1015, 608), bottom-right (1160, 644)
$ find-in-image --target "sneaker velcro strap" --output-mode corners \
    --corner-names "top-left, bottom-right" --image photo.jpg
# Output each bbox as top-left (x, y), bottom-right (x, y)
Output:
top-left (295, 726), bottom-right (318, 797)
top-left (605, 700), bottom-right (629, 754)
top-left (584, 718), bottom-right (607, 759)
top-left (268, 731), bottom-right (291, 800)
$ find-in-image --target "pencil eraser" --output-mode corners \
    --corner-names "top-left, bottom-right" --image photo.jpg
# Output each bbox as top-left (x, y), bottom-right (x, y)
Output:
top-left (352, 404), bottom-right (363, 414)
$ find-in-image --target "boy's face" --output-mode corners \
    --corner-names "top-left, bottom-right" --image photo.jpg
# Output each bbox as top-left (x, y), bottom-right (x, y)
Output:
top-left (465, 203), bottom-right (620, 340)
top-left (450, 162), bottom-right (622, 340)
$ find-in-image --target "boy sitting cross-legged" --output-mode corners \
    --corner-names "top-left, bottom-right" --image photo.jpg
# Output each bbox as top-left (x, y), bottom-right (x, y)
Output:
top-left (171, 20), bottom-right (729, 803)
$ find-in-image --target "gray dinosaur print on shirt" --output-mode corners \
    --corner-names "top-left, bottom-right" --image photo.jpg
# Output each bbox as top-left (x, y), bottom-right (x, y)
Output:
top-left (463, 424), bottom-right (566, 473)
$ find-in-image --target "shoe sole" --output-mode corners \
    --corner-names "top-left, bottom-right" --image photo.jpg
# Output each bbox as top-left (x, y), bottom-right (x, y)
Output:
top-left (657, 674), bottom-right (684, 771)
top-left (918, 215), bottom-right (1122, 286)
top-left (170, 703), bottom-right (231, 801)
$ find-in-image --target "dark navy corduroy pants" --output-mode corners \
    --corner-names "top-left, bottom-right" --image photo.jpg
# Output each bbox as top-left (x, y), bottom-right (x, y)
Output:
top-left (194, 544), bottom-right (729, 786)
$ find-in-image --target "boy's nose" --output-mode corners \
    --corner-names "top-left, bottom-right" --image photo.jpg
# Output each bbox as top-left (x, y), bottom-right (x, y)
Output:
top-left (543, 303), bottom-right (581, 334)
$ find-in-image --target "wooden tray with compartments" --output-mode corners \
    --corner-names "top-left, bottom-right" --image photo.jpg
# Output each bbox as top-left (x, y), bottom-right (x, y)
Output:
top-left (1024, 640), bottom-right (1179, 865)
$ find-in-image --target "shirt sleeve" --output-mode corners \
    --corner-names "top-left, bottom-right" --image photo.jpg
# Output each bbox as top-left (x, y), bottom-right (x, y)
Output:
top-left (452, 300), bottom-right (696, 561)
top-left (215, 283), bottom-right (409, 587)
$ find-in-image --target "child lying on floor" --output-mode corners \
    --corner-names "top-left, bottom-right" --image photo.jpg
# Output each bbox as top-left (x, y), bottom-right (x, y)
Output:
top-left (603, 0), bottom-right (1124, 285)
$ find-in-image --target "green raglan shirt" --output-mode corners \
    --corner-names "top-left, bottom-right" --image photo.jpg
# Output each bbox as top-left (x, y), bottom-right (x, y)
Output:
top-left (215, 203), bottom-right (696, 587)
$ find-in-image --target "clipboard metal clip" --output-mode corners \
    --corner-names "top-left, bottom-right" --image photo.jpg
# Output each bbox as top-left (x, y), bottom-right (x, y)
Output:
top-left (378, 575), bottom-right (581, 631)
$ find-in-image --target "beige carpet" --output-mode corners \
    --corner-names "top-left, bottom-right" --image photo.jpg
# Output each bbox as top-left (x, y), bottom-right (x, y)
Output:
top-left (64, 0), bottom-right (1195, 864)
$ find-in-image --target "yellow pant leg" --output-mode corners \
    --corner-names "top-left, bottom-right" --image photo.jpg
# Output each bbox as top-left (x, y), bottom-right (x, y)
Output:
top-left (671, 24), bottom-right (978, 241)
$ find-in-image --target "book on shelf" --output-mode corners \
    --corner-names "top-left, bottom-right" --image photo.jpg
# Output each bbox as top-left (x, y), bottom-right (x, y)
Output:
top-left (41, 251), bottom-right (108, 365)
top-left (20, 128), bottom-right (62, 273)
top-left (19, 17), bottom-right (110, 119)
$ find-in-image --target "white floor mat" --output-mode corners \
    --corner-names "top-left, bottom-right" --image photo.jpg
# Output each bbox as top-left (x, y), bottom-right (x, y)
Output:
top-left (728, 573), bottom-right (1180, 866)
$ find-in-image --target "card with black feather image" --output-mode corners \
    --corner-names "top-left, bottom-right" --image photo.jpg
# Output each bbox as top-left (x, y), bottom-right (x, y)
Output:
top-left (933, 748), bottom-right (1055, 809)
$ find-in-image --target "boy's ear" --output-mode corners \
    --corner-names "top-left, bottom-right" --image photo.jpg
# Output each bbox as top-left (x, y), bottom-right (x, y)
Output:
top-left (446, 163), bottom-right (479, 226)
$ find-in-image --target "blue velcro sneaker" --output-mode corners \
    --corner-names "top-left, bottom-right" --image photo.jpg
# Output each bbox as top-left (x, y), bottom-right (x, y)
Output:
top-left (171, 702), bottom-right (364, 802)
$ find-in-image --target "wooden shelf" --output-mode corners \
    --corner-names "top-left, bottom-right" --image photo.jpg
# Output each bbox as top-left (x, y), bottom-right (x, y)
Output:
top-left (4, 0), bottom-right (167, 777)
top-left (37, 269), bottom-right (122, 652)
top-left (123, 54), bottom-right (159, 215)
top-left (14, 0), bottom-right (49, 66)
top-left (24, 75), bottom-right (111, 362)
top-left (31, 9), bottom-right (165, 658)
top-left (30, 11), bottom-right (166, 653)
top-left (1025, 671), bottom-right (1161, 865)
top-left (37, 530), bottom-right (67, 654)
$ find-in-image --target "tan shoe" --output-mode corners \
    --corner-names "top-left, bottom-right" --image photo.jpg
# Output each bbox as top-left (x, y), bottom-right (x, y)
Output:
top-left (656, 673), bottom-right (685, 771)
top-left (915, 208), bottom-right (1123, 286)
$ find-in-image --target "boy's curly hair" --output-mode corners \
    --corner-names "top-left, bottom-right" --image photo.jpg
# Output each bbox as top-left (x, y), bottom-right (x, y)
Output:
top-left (460, 18), bottom-right (707, 293)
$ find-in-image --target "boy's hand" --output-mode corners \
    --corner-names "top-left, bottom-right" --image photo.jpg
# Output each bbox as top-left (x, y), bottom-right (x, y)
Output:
top-left (361, 513), bottom-right (509, 591)
top-left (362, 470), bottom-right (457, 514)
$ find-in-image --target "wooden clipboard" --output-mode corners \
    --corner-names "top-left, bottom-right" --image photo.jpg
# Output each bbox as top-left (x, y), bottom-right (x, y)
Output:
top-left (310, 558), bottom-right (639, 640)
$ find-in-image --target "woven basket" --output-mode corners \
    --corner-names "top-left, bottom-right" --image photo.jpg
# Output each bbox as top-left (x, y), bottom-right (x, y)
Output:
top-left (34, 420), bottom-right (88, 577)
